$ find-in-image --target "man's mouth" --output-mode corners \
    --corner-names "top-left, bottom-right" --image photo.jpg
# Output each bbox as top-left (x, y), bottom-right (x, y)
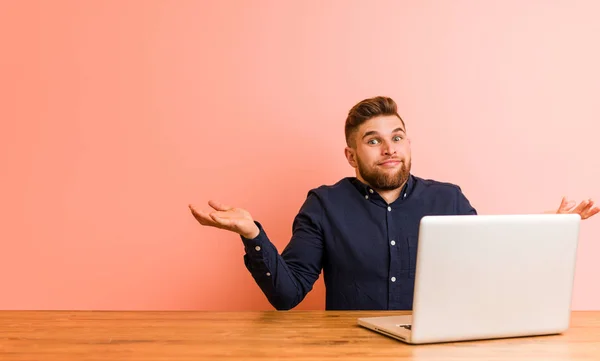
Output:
top-left (378, 159), bottom-right (401, 166)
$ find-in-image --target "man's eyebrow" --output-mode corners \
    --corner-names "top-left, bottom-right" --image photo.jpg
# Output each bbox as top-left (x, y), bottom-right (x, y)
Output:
top-left (362, 128), bottom-right (405, 139)
top-left (362, 130), bottom-right (379, 139)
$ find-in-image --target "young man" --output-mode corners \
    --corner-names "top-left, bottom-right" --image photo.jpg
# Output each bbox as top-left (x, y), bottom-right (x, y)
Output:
top-left (189, 96), bottom-right (598, 310)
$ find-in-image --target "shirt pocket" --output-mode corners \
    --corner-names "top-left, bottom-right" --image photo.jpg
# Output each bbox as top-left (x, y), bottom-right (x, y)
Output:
top-left (406, 235), bottom-right (419, 275)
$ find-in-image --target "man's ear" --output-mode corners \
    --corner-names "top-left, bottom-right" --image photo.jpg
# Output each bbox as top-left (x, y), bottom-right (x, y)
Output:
top-left (344, 147), bottom-right (358, 168)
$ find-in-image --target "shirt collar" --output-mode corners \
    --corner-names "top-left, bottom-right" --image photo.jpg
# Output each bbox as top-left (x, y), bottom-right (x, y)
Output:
top-left (349, 174), bottom-right (415, 203)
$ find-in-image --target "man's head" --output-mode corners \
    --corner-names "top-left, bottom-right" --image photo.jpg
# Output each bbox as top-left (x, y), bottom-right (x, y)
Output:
top-left (344, 96), bottom-right (411, 191)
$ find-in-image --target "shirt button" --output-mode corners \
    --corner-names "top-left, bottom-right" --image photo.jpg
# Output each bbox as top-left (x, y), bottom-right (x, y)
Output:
top-left (255, 246), bottom-right (261, 251)
top-left (390, 240), bottom-right (396, 246)
top-left (391, 277), bottom-right (396, 282)
top-left (387, 206), bottom-right (392, 212)
top-left (365, 195), bottom-right (369, 199)
top-left (266, 272), bottom-right (271, 276)
top-left (369, 189), bottom-right (374, 194)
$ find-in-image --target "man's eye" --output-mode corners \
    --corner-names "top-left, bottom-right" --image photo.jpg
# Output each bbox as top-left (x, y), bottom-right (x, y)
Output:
top-left (368, 139), bottom-right (379, 145)
top-left (393, 136), bottom-right (402, 141)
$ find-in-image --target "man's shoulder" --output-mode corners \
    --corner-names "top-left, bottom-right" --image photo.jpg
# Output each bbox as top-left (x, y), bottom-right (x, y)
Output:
top-left (307, 177), bottom-right (356, 196)
top-left (412, 175), bottom-right (464, 194)
top-left (293, 178), bottom-right (356, 214)
top-left (412, 175), bottom-right (476, 214)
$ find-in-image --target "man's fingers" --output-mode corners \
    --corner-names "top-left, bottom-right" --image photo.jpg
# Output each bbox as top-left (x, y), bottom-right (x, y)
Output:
top-left (556, 197), bottom-right (600, 220)
top-left (558, 197), bottom-right (576, 212)
top-left (571, 200), bottom-right (590, 215)
top-left (582, 205), bottom-right (599, 220)
top-left (582, 199), bottom-right (594, 211)
top-left (209, 212), bottom-right (236, 228)
top-left (563, 201), bottom-right (576, 212)
top-left (559, 196), bottom-right (568, 209)
top-left (580, 200), bottom-right (597, 219)
top-left (189, 205), bottom-right (220, 227)
top-left (208, 200), bottom-right (233, 212)
top-left (188, 204), bottom-right (202, 219)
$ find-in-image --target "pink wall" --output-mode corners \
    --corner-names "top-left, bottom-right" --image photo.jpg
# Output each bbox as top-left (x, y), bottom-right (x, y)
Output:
top-left (1, 0), bottom-right (598, 310)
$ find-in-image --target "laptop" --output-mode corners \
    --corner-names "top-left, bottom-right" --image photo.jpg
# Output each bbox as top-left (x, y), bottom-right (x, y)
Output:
top-left (357, 213), bottom-right (581, 344)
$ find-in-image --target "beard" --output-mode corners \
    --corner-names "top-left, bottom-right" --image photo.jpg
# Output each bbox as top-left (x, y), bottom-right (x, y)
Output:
top-left (357, 156), bottom-right (411, 191)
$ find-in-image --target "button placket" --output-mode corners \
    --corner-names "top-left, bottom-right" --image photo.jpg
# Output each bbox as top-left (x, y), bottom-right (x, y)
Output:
top-left (386, 201), bottom-right (400, 308)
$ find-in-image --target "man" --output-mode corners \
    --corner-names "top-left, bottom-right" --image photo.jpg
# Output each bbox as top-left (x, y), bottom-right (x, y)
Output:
top-left (189, 96), bottom-right (598, 311)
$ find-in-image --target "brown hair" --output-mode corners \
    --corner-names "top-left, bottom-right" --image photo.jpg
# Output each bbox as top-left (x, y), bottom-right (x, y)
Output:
top-left (344, 96), bottom-right (405, 147)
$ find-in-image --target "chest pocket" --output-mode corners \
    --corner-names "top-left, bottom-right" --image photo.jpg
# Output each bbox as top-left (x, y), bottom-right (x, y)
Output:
top-left (407, 235), bottom-right (419, 275)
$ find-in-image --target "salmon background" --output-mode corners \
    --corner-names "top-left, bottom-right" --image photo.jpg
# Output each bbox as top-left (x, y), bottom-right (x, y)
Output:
top-left (1, 0), bottom-right (598, 310)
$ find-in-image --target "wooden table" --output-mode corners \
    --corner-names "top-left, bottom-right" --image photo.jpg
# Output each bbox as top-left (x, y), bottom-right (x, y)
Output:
top-left (1, 310), bottom-right (599, 360)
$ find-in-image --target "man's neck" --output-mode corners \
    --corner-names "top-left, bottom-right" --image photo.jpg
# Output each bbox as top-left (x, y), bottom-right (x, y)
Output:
top-left (377, 188), bottom-right (403, 204)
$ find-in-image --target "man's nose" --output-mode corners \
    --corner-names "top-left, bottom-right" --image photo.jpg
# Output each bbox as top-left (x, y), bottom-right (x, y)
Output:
top-left (382, 141), bottom-right (396, 155)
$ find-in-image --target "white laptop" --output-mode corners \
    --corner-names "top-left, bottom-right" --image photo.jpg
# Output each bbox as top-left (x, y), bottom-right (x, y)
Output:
top-left (358, 214), bottom-right (581, 344)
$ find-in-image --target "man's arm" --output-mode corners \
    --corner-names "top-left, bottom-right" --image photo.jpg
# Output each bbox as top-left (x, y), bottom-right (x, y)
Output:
top-left (189, 194), bottom-right (324, 310)
top-left (453, 189), bottom-right (598, 220)
top-left (241, 193), bottom-right (323, 310)
top-left (456, 186), bottom-right (477, 215)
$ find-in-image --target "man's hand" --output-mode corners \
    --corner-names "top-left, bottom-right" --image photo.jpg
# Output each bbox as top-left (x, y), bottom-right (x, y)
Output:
top-left (553, 196), bottom-right (599, 220)
top-left (189, 200), bottom-right (260, 239)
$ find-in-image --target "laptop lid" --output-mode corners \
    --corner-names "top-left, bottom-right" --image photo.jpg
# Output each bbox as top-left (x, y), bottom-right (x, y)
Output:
top-left (410, 214), bottom-right (580, 344)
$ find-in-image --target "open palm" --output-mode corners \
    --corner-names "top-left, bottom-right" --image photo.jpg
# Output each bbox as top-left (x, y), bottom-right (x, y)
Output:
top-left (556, 197), bottom-right (599, 220)
top-left (189, 200), bottom-right (260, 239)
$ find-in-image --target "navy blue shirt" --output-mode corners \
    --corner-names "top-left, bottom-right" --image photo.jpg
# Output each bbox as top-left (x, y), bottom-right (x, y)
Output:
top-left (241, 174), bottom-right (477, 310)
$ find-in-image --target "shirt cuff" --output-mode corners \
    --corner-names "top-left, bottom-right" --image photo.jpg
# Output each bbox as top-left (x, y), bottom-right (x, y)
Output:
top-left (240, 221), bottom-right (271, 253)
top-left (240, 221), bottom-right (275, 275)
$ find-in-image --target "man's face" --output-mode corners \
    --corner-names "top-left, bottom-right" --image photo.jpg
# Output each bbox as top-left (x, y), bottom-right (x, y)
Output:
top-left (345, 115), bottom-right (412, 191)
